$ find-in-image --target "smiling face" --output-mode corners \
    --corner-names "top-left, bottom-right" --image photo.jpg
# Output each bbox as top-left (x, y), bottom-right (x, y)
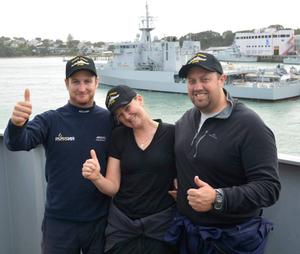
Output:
top-left (65, 70), bottom-right (99, 108)
top-left (114, 95), bottom-right (146, 129)
top-left (187, 67), bottom-right (227, 114)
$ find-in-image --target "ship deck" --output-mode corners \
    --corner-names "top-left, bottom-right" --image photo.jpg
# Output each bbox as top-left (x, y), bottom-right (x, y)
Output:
top-left (1, 130), bottom-right (300, 253)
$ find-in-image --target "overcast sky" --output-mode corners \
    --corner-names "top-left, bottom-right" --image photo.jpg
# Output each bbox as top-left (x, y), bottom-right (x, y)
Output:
top-left (1, 0), bottom-right (299, 43)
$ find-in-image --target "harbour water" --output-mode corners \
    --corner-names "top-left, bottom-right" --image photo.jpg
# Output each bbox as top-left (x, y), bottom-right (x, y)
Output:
top-left (0, 57), bottom-right (300, 156)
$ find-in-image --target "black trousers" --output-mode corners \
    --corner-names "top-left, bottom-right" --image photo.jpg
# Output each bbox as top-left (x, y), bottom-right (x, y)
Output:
top-left (41, 216), bottom-right (107, 254)
top-left (106, 235), bottom-right (178, 254)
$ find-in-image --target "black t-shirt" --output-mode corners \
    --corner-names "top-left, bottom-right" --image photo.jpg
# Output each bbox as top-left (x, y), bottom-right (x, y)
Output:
top-left (109, 121), bottom-right (176, 219)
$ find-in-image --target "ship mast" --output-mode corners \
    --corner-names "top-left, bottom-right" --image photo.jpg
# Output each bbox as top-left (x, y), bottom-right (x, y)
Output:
top-left (139, 1), bottom-right (154, 43)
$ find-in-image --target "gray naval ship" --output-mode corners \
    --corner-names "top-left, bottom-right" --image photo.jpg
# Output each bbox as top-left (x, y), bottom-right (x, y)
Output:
top-left (98, 3), bottom-right (300, 101)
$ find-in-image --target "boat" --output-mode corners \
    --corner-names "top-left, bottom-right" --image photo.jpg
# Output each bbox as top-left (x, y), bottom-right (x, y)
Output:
top-left (224, 65), bottom-right (300, 100)
top-left (98, 4), bottom-right (300, 101)
top-left (207, 44), bottom-right (258, 63)
top-left (98, 2), bottom-right (200, 93)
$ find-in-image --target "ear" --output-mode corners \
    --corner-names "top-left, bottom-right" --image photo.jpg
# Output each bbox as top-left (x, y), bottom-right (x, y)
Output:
top-left (65, 78), bottom-right (69, 90)
top-left (136, 94), bottom-right (143, 105)
top-left (219, 74), bottom-right (227, 88)
top-left (95, 77), bottom-right (99, 88)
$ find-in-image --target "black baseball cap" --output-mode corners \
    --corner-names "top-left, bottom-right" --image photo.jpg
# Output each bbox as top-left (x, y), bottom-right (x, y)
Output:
top-left (178, 52), bottom-right (223, 78)
top-left (105, 85), bottom-right (137, 113)
top-left (65, 56), bottom-right (97, 78)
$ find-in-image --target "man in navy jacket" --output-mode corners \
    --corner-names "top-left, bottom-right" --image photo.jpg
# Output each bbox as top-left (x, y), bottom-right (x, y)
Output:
top-left (4, 56), bottom-right (112, 254)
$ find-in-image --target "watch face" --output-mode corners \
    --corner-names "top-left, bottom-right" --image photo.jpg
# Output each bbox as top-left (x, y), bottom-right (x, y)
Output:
top-left (214, 199), bottom-right (223, 210)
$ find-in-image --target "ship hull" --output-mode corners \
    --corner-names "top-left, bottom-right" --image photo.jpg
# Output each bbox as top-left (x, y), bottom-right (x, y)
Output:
top-left (99, 69), bottom-right (300, 101)
top-left (283, 57), bottom-right (300, 65)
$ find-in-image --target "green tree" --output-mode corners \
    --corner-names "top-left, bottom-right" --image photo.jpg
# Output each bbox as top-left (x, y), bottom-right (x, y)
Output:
top-left (268, 24), bottom-right (284, 30)
top-left (67, 34), bottom-right (74, 48)
top-left (295, 28), bottom-right (300, 35)
top-left (93, 41), bottom-right (105, 47)
top-left (222, 30), bottom-right (235, 46)
top-left (42, 39), bottom-right (52, 47)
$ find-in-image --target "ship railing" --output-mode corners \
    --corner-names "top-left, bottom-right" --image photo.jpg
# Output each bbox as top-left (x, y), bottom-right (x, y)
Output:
top-left (1, 131), bottom-right (300, 253)
top-left (226, 79), bottom-right (300, 88)
top-left (225, 66), bottom-right (284, 75)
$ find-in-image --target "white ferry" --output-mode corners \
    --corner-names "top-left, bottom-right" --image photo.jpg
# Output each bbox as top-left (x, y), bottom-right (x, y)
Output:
top-left (234, 28), bottom-right (295, 56)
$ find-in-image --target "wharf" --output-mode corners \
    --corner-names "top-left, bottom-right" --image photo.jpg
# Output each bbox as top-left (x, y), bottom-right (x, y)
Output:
top-left (257, 55), bottom-right (284, 63)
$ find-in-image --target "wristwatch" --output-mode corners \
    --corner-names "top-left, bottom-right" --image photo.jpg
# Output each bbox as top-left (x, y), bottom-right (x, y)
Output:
top-left (213, 188), bottom-right (224, 211)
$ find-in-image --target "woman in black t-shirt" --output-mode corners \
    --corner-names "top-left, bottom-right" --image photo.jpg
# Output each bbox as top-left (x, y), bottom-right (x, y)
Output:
top-left (82, 85), bottom-right (177, 254)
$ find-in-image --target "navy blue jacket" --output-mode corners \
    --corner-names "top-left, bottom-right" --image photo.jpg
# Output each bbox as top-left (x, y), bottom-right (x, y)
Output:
top-left (4, 102), bottom-right (112, 221)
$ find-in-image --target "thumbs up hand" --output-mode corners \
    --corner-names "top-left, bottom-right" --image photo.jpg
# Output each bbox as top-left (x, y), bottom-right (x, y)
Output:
top-left (11, 89), bottom-right (32, 126)
top-left (24, 88), bottom-right (30, 102)
top-left (187, 176), bottom-right (216, 212)
top-left (82, 149), bottom-right (102, 181)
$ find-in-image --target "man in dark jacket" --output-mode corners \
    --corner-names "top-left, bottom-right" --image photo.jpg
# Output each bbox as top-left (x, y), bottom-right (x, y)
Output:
top-left (166, 52), bottom-right (281, 254)
top-left (4, 56), bottom-right (112, 254)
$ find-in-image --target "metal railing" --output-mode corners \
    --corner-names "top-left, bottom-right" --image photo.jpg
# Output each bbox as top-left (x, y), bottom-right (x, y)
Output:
top-left (1, 132), bottom-right (300, 254)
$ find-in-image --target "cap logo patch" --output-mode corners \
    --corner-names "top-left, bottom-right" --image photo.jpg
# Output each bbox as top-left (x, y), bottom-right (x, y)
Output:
top-left (71, 58), bottom-right (89, 67)
top-left (107, 92), bottom-right (120, 107)
top-left (188, 53), bottom-right (207, 64)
